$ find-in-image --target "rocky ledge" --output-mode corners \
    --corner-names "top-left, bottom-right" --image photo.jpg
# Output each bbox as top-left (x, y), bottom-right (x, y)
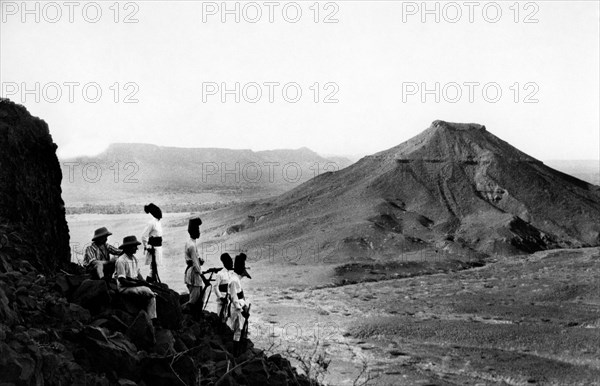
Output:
top-left (0, 255), bottom-right (312, 385)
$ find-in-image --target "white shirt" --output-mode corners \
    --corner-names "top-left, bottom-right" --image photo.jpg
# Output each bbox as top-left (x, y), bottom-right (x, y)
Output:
top-left (142, 217), bottom-right (163, 250)
top-left (214, 269), bottom-right (233, 299)
top-left (184, 238), bottom-right (204, 286)
top-left (114, 253), bottom-right (141, 290)
top-left (228, 273), bottom-right (246, 310)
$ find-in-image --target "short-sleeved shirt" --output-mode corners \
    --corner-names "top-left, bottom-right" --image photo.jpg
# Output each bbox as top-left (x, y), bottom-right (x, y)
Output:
top-left (115, 254), bottom-right (141, 290)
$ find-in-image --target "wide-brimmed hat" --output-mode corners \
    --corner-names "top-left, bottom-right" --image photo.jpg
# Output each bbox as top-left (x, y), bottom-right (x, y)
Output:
top-left (92, 227), bottom-right (112, 241)
top-left (234, 253), bottom-right (251, 279)
top-left (119, 235), bottom-right (142, 249)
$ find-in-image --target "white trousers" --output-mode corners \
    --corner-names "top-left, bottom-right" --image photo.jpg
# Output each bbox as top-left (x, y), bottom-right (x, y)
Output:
top-left (121, 286), bottom-right (157, 319)
top-left (228, 307), bottom-right (246, 341)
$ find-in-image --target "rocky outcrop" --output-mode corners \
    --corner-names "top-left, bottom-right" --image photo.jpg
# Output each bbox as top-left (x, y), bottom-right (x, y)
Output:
top-left (0, 99), bottom-right (70, 273)
top-left (225, 215), bottom-right (256, 235)
top-left (0, 260), bottom-right (313, 385)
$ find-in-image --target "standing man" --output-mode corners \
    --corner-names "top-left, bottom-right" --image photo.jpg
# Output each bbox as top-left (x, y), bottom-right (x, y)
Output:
top-left (114, 235), bottom-right (158, 322)
top-left (84, 227), bottom-right (123, 280)
top-left (184, 217), bottom-right (204, 308)
top-left (142, 203), bottom-right (163, 282)
top-left (227, 253), bottom-right (251, 356)
top-left (214, 253), bottom-right (234, 323)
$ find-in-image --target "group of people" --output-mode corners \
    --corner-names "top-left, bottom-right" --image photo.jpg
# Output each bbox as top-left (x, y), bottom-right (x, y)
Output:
top-left (81, 203), bottom-right (252, 351)
top-left (184, 216), bottom-right (252, 353)
top-left (83, 203), bottom-right (164, 283)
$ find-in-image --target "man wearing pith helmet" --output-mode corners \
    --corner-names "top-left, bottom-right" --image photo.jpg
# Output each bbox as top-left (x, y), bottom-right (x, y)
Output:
top-left (83, 227), bottom-right (123, 280)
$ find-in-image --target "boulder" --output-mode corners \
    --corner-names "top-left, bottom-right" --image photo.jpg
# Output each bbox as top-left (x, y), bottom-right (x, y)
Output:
top-left (17, 293), bottom-right (39, 310)
top-left (72, 279), bottom-right (111, 313)
top-left (118, 379), bottom-right (138, 386)
top-left (0, 286), bottom-right (20, 326)
top-left (154, 285), bottom-right (183, 330)
top-left (127, 311), bottom-right (155, 350)
top-left (242, 357), bottom-right (269, 385)
top-left (268, 353), bottom-right (292, 370)
top-left (82, 326), bottom-right (141, 380)
top-left (268, 370), bottom-right (291, 386)
top-left (66, 274), bottom-right (90, 292)
top-left (40, 349), bottom-right (89, 385)
top-left (141, 355), bottom-right (196, 386)
top-left (153, 329), bottom-right (175, 356)
top-left (53, 273), bottom-right (70, 296)
top-left (91, 314), bottom-right (130, 333)
top-left (173, 336), bottom-right (188, 353)
top-left (47, 300), bottom-right (91, 323)
top-left (0, 340), bottom-right (42, 385)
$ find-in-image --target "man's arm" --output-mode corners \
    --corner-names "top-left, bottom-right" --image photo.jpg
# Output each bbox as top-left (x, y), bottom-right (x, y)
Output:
top-left (107, 244), bottom-right (124, 257)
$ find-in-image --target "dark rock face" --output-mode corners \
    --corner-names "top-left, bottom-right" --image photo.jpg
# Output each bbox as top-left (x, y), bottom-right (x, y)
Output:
top-left (154, 283), bottom-right (184, 330)
top-left (0, 99), bottom-right (70, 273)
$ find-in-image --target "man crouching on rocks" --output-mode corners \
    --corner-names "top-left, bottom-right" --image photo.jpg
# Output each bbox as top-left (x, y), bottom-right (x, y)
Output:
top-left (228, 253), bottom-right (251, 355)
top-left (114, 235), bottom-right (158, 322)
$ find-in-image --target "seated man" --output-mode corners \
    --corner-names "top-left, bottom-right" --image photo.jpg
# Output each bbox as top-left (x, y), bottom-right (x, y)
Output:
top-left (84, 227), bottom-right (123, 280)
top-left (114, 235), bottom-right (157, 321)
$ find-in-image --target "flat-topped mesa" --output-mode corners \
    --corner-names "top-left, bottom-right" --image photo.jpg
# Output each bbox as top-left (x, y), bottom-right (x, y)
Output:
top-left (431, 120), bottom-right (486, 131)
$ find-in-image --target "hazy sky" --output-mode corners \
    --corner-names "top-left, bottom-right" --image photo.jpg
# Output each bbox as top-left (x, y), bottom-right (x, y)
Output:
top-left (1, 1), bottom-right (599, 160)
